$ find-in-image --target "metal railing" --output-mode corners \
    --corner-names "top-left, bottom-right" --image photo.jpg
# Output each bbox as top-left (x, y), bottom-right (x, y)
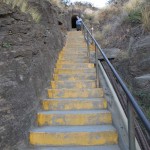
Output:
top-left (81, 21), bottom-right (150, 150)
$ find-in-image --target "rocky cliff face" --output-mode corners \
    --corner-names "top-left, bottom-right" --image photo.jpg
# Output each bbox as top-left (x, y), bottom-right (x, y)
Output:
top-left (113, 35), bottom-right (150, 119)
top-left (0, 1), bottom-right (68, 149)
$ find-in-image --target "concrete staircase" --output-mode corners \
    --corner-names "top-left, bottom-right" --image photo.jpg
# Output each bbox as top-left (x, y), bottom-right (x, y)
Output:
top-left (29, 31), bottom-right (120, 149)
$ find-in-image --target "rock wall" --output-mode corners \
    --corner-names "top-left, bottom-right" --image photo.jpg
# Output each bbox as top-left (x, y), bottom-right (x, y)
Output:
top-left (0, 1), bottom-right (69, 149)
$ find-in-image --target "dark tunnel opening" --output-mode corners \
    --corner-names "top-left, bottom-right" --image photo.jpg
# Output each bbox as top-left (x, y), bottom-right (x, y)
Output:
top-left (71, 15), bottom-right (77, 28)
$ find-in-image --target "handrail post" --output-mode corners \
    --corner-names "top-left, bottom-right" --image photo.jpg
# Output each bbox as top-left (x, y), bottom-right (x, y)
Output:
top-left (91, 24), bottom-right (93, 44)
top-left (84, 27), bottom-right (86, 41)
top-left (86, 32), bottom-right (90, 62)
top-left (128, 100), bottom-right (136, 150)
top-left (95, 44), bottom-right (99, 87)
top-left (82, 25), bottom-right (85, 40)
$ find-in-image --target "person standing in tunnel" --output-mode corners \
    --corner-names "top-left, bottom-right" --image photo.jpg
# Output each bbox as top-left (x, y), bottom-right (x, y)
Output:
top-left (76, 16), bottom-right (82, 31)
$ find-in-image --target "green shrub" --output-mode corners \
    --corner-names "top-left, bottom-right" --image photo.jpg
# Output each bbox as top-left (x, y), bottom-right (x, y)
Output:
top-left (2, 42), bottom-right (11, 48)
top-left (126, 9), bottom-right (142, 24)
top-left (141, 4), bottom-right (150, 31)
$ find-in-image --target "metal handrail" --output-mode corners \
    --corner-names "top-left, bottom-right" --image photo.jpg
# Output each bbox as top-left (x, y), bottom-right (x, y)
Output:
top-left (81, 21), bottom-right (150, 149)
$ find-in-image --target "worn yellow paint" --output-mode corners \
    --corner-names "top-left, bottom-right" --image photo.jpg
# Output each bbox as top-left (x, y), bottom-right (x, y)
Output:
top-left (89, 44), bottom-right (96, 51)
top-left (103, 100), bottom-right (107, 109)
top-left (54, 69), bottom-right (84, 74)
top-left (55, 63), bottom-right (94, 69)
top-left (51, 81), bottom-right (56, 89)
top-left (50, 81), bottom-right (96, 89)
top-left (37, 112), bottom-right (112, 126)
top-left (58, 55), bottom-right (87, 59)
top-left (47, 89), bottom-right (104, 98)
top-left (30, 131), bottom-right (118, 146)
top-left (59, 52), bottom-right (87, 55)
top-left (53, 74), bottom-right (96, 81)
top-left (54, 69), bottom-right (95, 74)
top-left (57, 60), bottom-right (89, 64)
top-left (29, 31), bottom-right (119, 147)
top-left (42, 99), bottom-right (107, 111)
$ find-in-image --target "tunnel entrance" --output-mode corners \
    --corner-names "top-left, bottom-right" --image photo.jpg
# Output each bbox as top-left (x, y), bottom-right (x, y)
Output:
top-left (71, 15), bottom-right (77, 28)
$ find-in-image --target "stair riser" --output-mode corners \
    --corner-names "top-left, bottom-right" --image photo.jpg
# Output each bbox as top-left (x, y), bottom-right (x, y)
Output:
top-left (37, 113), bottom-right (112, 126)
top-left (51, 81), bottom-right (96, 89)
top-left (53, 74), bottom-right (96, 81)
top-left (56, 64), bottom-right (94, 69)
top-left (57, 60), bottom-right (89, 63)
top-left (30, 131), bottom-right (118, 146)
top-left (59, 56), bottom-right (88, 59)
top-left (60, 52), bottom-right (87, 55)
top-left (61, 50), bottom-right (87, 52)
top-left (58, 58), bottom-right (88, 61)
top-left (64, 46), bottom-right (87, 48)
top-left (42, 100), bottom-right (107, 111)
top-left (54, 69), bottom-right (95, 74)
top-left (47, 89), bottom-right (104, 98)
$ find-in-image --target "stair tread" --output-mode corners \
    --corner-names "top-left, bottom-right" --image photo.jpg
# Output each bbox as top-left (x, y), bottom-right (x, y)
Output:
top-left (43, 98), bottom-right (105, 101)
top-left (52, 80), bottom-right (96, 83)
top-left (48, 88), bottom-right (102, 90)
top-left (28, 145), bottom-right (120, 150)
top-left (55, 68), bottom-right (95, 70)
top-left (38, 110), bottom-right (110, 114)
top-left (30, 125), bottom-right (116, 133)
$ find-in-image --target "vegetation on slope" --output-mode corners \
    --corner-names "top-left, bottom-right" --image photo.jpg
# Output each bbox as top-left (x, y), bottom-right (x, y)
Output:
top-left (90, 0), bottom-right (150, 120)
top-left (1, 0), bottom-right (69, 22)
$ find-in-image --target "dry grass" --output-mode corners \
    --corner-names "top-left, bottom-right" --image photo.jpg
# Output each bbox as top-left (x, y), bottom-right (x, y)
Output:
top-left (94, 31), bottom-right (104, 41)
top-left (102, 24), bottom-right (112, 35)
top-left (2, 0), bottom-right (41, 22)
top-left (117, 51), bottom-right (129, 60)
top-left (47, 0), bottom-right (64, 8)
top-left (93, 31), bottom-right (110, 47)
top-left (96, 5), bottom-right (120, 23)
top-left (123, 0), bottom-right (144, 13)
top-left (141, 4), bottom-right (150, 31)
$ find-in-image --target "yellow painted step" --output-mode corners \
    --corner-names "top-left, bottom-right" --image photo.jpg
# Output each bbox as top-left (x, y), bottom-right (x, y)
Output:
top-left (59, 55), bottom-right (88, 59)
top-left (54, 68), bottom-right (95, 74)
top-left (37, 110), bottom-right (112, 126)
top-left (59, 52), bottom-right (87, 56)
top-left (47, 88), bottom-right (104, 98)
top-left (51, 80), bottom-right (96, 89)
top-left (53, 73), bottom-right (96, 81)
top-left (29, 125), bottom-right (118, 146)
top-left (56, 63), bottom-right (94, 69)
top-left (57, 60), bottom-right (89, 64)
top-left (42, 98), bottom-right (107, 111)
top-left (60, 50), bottom-right (87, 54)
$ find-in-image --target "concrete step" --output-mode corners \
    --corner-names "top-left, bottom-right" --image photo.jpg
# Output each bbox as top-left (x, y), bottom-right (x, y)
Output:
top-left (57, 58), bottom-right (89, 64)
top-left (54, 68), bottom-right (95, 75)
top-left (26, 145), bottom-right (120, 150)
top-left (59, 55), bottom-right (88, 59)
top-left (61, 50), bottom-right (87, 53)
top-left (62, 46), bottom-right (86, 48)
top-left (56, 63), bottom-right (94, 69)
top-left (58, 57), bottom-right (88, 60)
top-left (29, 125), bottom-right (118, 146)
top-left (60, 51), bottom-right (87, 54)
top-left (42, 98), bottom-right (107, 111)
top-left (59, 52), bottom-right (87, 56)
top-left (51, 80), bottom-right (96, 89)
top-left (37, 110), bottom-right (112, 126)
top-left (53, 73), bottom-right (96, 81)
top-left (47, 88), bottom-right (104, 98)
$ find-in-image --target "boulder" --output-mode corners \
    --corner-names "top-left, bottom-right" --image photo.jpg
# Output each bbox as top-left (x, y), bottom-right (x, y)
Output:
top-left (134, 74), bottom-right (150, 89)
top-left (90, 48), bottom-right (121, 63)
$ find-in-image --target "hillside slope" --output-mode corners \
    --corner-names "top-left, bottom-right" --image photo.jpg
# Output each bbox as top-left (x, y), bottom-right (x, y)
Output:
top-left (0, 1), bottom-right (69, 149)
